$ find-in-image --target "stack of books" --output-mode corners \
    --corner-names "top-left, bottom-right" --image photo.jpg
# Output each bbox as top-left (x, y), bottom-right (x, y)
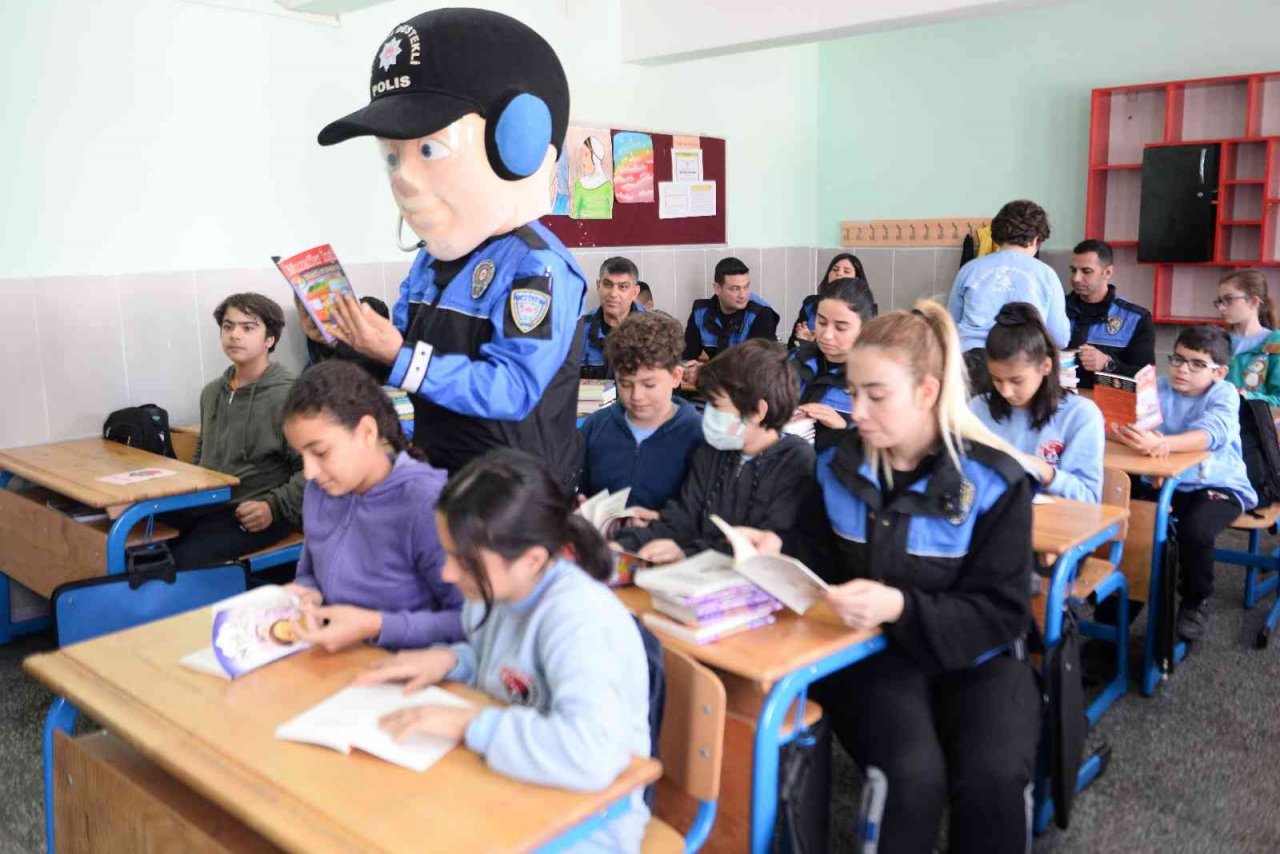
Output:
top-left (578, 379), bottom-right (617, 417)
top-left (383, 387), bottom-right (416, 441)
top-left (1059, 350), bottom-right (1080, 392)
top-left (636, 551), bottom-right (782, 645)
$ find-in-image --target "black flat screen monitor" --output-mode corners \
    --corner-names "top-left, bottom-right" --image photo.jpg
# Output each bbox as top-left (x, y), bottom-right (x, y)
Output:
top-left (1137, 143), bottom-right (1220, 263)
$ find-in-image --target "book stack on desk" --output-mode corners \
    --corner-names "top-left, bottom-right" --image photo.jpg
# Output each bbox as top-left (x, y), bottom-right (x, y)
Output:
top-left (636, 551), bottom-right (782, 645)
top-left (1059, 350), bottom-right (1080, 392)
top-left (382, 387), bottom-right (415, 440)
top-left (577, 379), bottom-right (617, 417)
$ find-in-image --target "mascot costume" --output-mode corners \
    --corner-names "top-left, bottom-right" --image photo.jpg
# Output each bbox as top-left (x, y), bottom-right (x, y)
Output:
top-left (319, 8), bottom-right (586, 484)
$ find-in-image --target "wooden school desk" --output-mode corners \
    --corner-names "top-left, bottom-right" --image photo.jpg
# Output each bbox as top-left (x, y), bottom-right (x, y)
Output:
top-left (1101, 441), bottom-right (1211, 695)
top-left (1030, 497), bottom-right (1130, 833)
top-left (24, 608), bottom-right (660, 854)
top-left (616, 586), bottom-right (885, 854)
top-left (0, 438), bottom-right (238, 643)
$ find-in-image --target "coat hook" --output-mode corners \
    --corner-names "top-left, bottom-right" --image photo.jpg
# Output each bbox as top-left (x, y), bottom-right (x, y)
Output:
top-left (951, 222), bottom-right (959, 239)
top-left (895, 224), bottom-right (903, 240)
top-left (909, 224), bottom-right (917, 241)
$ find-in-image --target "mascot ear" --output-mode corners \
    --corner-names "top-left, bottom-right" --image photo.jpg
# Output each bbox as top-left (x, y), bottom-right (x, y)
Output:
top-left (485, 90), bottom-right (554, 181)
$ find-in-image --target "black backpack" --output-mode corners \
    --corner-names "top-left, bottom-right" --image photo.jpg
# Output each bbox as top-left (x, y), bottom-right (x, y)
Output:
top-left (1239, 397), bottom-right (1280, 507)
top-left (103, 404), bottom-right (176, 458)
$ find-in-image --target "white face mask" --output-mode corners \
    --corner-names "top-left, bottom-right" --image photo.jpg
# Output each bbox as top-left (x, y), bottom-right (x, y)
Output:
top-left (702, 404), bottom-right (747, 451)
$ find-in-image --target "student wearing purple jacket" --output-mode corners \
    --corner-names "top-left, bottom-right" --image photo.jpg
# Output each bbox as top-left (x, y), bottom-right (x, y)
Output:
top-left (282, 361), bottom-right (464, 651)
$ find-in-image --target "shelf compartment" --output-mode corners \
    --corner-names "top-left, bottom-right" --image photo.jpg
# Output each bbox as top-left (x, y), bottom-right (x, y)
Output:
top-left (1154, 265), bottom-right (1233, 323)
top-left (1098, 88), bottom-right (1168, 165)
top-left (1176, 79), bottom-right (1250, 141)
top-left (1258, 74), bottom-right (1280, 137)
top-left (1225, 182), bottom-right (1264, 221)
top-left (1219, 223), bottom-right (1262, 263)
top-left (1227, 141), bottom-right (1267, 180)
top-left (1101, 169), bottom-right (1142, 243)
top-left (1109, 245), bottom-right (1156, 312)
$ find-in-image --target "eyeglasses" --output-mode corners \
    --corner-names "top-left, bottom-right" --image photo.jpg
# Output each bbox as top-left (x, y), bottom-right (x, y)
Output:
top-left (1167, 354), bottom-right (1221, 372)
top-left (1212, 294), bottom-right (1248, 308)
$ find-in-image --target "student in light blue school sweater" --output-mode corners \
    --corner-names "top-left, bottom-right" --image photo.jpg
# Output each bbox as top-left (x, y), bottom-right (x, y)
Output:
top-left (1115, 326), bottom-right (1257, 644)
top-left (359, 449), bottom-right (652, 854)
top-left (970, 303), bottom-right (1105, 503)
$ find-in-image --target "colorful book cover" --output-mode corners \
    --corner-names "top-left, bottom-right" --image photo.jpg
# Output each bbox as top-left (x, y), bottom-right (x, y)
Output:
top-left (209, 586), bottom-right (311, 678)
top-left (273, 244), bottom-right (358, 345)
top-left (1094, 364), bottom-right (1162, 431)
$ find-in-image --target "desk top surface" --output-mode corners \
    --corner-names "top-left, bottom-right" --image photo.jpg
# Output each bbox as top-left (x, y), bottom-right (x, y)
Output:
top-left (615, 587), bottom-right (881, 688)
top-left (0, 438), bottom-right (238, 508)
top-left (1033, 498), bottom-right (1129, 556)
top-left (1101, 441), bottom-right (1210, 479)
top-left (25, 610), bottom-right (658, 854)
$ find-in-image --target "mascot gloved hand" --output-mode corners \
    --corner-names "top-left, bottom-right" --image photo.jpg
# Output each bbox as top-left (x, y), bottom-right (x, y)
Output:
top-left (319, 8), bottom-right (587, 483)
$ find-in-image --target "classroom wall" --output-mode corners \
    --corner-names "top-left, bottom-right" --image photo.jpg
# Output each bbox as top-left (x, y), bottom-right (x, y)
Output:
top-left (0, 0), bottom-right (821, 448)
top-left (814, 0), bottom-right (1280, 248)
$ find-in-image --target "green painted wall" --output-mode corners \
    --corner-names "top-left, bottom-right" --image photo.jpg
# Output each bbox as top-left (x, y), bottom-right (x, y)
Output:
top-left (816, 0), bottom-right (1280, 247)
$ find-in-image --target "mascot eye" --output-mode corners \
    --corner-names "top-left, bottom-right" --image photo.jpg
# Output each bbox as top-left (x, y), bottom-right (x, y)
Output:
top-left (419, 139), bottom-right (454, 161)
top-left (384, 151), bottom-right (400, 171)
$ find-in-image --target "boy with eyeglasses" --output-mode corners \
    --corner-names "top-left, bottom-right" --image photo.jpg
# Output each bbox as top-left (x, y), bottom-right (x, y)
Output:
top-left (1115, 325), bottom-right (1257, 641)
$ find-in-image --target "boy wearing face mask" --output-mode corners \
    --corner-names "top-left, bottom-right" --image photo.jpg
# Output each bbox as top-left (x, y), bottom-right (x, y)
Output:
top-left (613, 340), bottom-right (815, 565)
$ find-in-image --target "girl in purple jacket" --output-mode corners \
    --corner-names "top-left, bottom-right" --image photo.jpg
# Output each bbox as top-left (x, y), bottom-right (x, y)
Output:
top-left (282, 360), bottom-right (464, 652)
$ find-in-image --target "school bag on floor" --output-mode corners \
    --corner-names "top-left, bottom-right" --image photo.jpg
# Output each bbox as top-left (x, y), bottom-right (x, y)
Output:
top-left (1239, 397), bottom-right (1280, 509)
top-left (103, 404), bottom-right (176, 458)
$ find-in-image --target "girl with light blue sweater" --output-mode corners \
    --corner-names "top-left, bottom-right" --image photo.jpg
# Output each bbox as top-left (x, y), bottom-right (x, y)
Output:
top-left (970, 303), bottom-right (1105, 503)
top-left (358, 449), bottom-right (652, 854)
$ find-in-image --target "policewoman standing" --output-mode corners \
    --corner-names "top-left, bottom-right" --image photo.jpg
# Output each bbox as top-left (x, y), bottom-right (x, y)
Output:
top-left (741, 301), bottom-right (1040, 853)
top-left (318, 9), bottom-right (586, 485)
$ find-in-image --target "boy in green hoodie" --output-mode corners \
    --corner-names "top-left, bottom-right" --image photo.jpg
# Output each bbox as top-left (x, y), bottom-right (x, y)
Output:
top-left (168, 293), bottom-right (304, 566)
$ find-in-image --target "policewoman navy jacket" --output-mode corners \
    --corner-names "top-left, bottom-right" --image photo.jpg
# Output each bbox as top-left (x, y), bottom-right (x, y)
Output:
top-left (387, 222), bottom-right (586, 482)
top-left (578, 302), bottom-right (646, 380)
top-left (786, 294), bottom-right (822, 350)
top-left (790, 343), bottom-right (853, 417)
top-left (1066, 285), bottom-right (1156, 389)
top-left (789, 431), bottom-right (1034, 675)
top-left (682, 294), bottom-right (780, 361)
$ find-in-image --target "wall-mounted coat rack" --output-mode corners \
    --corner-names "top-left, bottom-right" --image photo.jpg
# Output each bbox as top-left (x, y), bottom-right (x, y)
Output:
top-left (840, 218), bottom-right (990, 248)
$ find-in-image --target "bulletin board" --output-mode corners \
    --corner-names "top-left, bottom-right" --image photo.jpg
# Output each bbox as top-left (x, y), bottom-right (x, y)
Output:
top-left (540, 129), bottom-right (726, 248)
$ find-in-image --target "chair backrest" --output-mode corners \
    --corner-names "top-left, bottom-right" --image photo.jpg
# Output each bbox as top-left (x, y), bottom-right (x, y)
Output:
top-left (658, 646), bottom-right (726, 802)
top-left (1101, 466), bottom-right (1131, 541)
top-left (53, 563), bottom-right (249, 647)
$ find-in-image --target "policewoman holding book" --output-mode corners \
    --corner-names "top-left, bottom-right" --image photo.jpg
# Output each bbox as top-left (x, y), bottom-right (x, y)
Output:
top-left (317, 9), bottom-right (587, 485)
top-left (741, 301), bottom-right (1040, 854)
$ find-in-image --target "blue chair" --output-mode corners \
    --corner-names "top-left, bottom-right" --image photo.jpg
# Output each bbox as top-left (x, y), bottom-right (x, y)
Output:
top-left (1214, 504), bottom-right (1280, 649)
top-left (43, 556), bottom-right (249, 853)
top-left (642, 646), bottom-right (725, 853)
top-left (240, 530), bottom-right (304, 574)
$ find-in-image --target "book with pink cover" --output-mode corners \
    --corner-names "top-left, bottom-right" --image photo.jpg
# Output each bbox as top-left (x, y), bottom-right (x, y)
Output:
top-left (273, 244), bottom-right (358, 344)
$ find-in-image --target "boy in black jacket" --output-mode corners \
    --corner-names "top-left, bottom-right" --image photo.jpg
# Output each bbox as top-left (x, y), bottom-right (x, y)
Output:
top-left (614, 339), bottom-right (815, 563)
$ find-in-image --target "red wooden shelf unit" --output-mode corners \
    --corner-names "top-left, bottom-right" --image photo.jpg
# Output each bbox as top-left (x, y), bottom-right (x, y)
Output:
top-left (1085, 72), bottom-right (1280, 324)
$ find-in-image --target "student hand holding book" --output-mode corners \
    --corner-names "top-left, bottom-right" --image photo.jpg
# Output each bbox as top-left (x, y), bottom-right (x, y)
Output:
top-left (295, 603), bottom-right (384, 653)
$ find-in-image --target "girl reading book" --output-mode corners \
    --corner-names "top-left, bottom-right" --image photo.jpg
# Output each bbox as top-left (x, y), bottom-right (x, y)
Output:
top-left (789, 276), bottom-right (877, 441)
top-left (740, 301), bottom-right (1039, 853)
top-left (357, 449), bottom-right (651, 852)
top-left (281, 360), bottom-right (463, 652)
top-left (970, 302), bottom-right (1106, 502)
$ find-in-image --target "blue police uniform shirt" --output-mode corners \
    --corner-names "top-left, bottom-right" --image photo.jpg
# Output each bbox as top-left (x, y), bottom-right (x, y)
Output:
top-left (683, 293), bottom-right (780, 360)
top-left (579, 302), bottom-right (646, 379)
top-left (387, 221), bottom-right (587, 478)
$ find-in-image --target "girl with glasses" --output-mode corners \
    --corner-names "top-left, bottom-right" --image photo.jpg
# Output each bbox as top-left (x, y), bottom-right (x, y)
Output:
top-left (1216, 268), bottom-right (1280, 406)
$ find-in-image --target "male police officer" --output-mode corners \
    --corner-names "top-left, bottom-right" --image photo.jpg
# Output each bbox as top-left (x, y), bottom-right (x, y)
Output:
top-left (319, 9), bottom-right (586, 484)
top-left (1066, 239), bottom-right (1155, 389)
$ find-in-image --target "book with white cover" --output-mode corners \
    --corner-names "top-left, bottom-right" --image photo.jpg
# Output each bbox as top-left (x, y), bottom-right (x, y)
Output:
top-left (576, 486), bottom-right (642, 539)
top-left (275, 684), bottom-right (473, 773)
top-left (634, 549), bottom-right (750, 601)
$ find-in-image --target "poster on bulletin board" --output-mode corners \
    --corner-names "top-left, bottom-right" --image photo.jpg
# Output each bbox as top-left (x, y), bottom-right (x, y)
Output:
top-left (541, 127), bottom-right (726, 247)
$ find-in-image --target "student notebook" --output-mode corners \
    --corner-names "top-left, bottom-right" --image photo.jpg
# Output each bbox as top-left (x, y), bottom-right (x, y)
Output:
top-left (1094, 364), bottom-right (1162, 431)
top-left (179, 585), bottom-right (311, 679)
top-left (273, 244), bottom-right (358, 345)
top-left (275, 684), bottom-right (473, 773)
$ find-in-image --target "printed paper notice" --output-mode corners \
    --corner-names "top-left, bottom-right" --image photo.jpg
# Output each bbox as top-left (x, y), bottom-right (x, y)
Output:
top-left (658, 181), bottom-right (716, 219)
top-left (671, 148), bottom-right (703, 183)
top-left (658, 181), bottom-right (690, 219)
top-left (672, 135), bottom-right (701, 150)
top-left (96, 468), bottom-right (177, 485)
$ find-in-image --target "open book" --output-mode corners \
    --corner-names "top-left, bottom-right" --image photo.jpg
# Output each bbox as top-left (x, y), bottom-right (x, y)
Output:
top-left (637, 515), bottom-right (830, 615)
top-left (180, 586), bottom-right (310, 679)
top-left (577, 487), bottom-right (644, 538)
top-left (276, 684), bottom-right (473, 773)
top-left (273, 244), bottom-right (358, 345)
top-left (1094, 364), bottom-right (1162, 431)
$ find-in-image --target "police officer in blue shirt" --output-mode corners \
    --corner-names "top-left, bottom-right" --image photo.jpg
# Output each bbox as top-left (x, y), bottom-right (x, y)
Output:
top-left (580, 256), bottom-right (646, 380)
top-left (317, 8), bottom-right (587, 485)
top-left (1066, 239), bottom-right (1156, 389)
top-left (683, 257), bottom-right (780, 363)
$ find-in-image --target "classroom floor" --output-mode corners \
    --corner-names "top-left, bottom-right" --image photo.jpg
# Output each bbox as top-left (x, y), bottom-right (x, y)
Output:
top-left (3, 538), bottom-right (1280, 853)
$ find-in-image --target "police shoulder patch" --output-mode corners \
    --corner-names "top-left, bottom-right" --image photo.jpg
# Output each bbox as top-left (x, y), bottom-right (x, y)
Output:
top-left (948, 478), bottom-right (976, 525)
top-left (471, 259), bottom-right (496, 299)
top-left (510, 288), bottom-right (551, 333)
top-left (1106, 314), bottom-right (1123, 334)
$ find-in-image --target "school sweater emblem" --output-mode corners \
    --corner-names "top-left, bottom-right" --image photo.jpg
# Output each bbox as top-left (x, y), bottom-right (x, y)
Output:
top-left (1038, 440), bottom-right (1064, 466)
top-left (1106, 315), bottom-right (1123, 335)
top-left (947, 478), bottom-right (976, 525)
top-left (472, 260), bottom-right (496, 299)
top-left (498, 665), bottom-right (540, 706)
top-left (510, 288), bottom-right (551, 333)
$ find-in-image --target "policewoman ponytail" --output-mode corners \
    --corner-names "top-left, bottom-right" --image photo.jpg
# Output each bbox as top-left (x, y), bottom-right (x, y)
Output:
top-left (438, 449), bottom-right (612, 624)
top-left (853, 299), bottom-right (1017, 477)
